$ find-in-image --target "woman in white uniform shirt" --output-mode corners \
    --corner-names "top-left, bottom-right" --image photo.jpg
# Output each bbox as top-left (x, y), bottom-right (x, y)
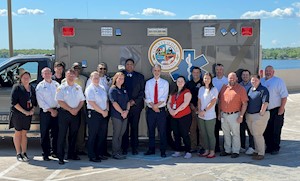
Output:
top-left (85, 71), bottom-right (109, 162)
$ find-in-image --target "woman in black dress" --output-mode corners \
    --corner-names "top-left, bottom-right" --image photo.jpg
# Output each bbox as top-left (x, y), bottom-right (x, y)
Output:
top-left (9, 71), bottom-right (37, 162)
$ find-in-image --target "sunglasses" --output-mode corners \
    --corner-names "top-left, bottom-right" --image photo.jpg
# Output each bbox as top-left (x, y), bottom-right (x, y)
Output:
top-left (99, 68), bottom-right (107, 70)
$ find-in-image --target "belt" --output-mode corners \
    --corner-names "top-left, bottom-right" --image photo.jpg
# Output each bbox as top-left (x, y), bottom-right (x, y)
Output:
top-left (148, 106), bottom-right (166, 111)
top-left (223, 111), bottom-right (239, 115)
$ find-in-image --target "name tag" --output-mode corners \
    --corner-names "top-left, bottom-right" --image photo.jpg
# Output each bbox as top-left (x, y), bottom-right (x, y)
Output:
top-left (172, 103), bottom-right (176, 110)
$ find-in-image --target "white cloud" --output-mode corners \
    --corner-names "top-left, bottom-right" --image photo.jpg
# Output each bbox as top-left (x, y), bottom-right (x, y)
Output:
top-left (129, 17), bottom-right (140, 20)
top-left (189, 14), bottom-right (217, 19)
top-left (17, 8), bottom-right (44, 15)
top-left (241, 8), bottom-right (294, 19)
top-left (292, 2), bottom-right (300, 17)
top-left (292, 2), bottom-right (300, 8)
top-left (272, 39), bottom-right (279, 45)
top-left (0, 9), bottom-right (7, 16)
top-left (142, 8), bottom-right (175, 16)
top-left (120, 11), bottom-right (133, 16)
top-left (0, 9), bottom-right (17, 16)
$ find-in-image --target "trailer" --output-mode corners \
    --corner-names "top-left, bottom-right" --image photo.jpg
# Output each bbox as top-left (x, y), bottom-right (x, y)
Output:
top-left (0, 19), bottom-right (260, 137)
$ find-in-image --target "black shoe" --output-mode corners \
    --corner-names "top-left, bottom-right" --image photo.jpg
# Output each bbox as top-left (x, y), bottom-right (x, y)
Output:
top-left (122, 150), bottom-right (128, 155)
top-left (68, 155), bottom-right (81, 160)
top-left (89, 158), bottom-right (101, 162)
top-left (77, 151), bottom-right (87, 155)
top-left (271, 150), bottom-right (279, 155)
top-left (231, 153), bottom-right (239, 158)
top-left (104, 152), bottom-right (112, 157)
top-left (98, 155), bottom-right (108, 160)
top-left (197, 148), bottom-right (205, 155)
top-left (43, 156), bottom-right (51, 161)
top-left (220, 151), bottom-right (231, 156)
top-left (22, 152), bottom-right (30, 162)
top-left (161, 152), bottom-right (167, 158)
top-left (58, 159), bottom-right (65, 165)
top-left (16, 154), bottom-right (24, 162)
top-left (144, 150), bottom-right (155, 155)
top-left (132, 150), bottom-right (139, 155)
top-left (265, 149), bottom-right (272, 153)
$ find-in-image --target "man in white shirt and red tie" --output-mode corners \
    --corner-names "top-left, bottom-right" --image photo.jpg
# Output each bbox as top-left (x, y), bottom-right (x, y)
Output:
top-left (144, 64), bottom-right (169, 157)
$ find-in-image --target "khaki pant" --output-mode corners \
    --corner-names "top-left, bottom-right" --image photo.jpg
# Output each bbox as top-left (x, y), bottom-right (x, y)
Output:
top-left (246, 112), bottom-right (270, 155)
top-left (221, 112), bottom-right (240, 154)
top-left (190, 111), bottom-right (202, 150)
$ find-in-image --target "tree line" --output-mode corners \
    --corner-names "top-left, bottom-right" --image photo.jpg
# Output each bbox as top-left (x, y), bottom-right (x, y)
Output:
top-left (0, 49), bottom-right (54, 58)
top-left (262, 47), bottom-right (300, 59)
top-left (0, 48), bottom-right (299, 60)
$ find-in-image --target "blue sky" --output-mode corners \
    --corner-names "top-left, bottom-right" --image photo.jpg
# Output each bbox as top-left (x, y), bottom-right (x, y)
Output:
top-left (0, 0), bottom-right (299, 49)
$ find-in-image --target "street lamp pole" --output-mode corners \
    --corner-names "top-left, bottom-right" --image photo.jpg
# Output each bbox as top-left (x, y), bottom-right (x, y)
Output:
top-left (7, 0), bottom-right (13, 57)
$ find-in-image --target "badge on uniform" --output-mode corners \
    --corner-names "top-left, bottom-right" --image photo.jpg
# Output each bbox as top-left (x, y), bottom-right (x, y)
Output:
top-left (88, 110), bottom-right (91, 118)
top-left (172, 103), bottom-right (177, 110)
top-left (124, 90), bottom-right (127, 94)
top-left (27, 100), bottom-right (32, 109)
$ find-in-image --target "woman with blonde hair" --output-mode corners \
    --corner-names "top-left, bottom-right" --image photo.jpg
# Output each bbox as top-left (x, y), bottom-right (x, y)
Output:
top-left (85, 71), bottom-right (109, 162)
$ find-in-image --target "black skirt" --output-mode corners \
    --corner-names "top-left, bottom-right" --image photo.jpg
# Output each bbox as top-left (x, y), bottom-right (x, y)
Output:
top-left (9, 109), bottom-right (32, 131)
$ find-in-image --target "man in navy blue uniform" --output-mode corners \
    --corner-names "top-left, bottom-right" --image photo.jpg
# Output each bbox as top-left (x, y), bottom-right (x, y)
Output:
top-left (121, 59), bottom-right (145, 155)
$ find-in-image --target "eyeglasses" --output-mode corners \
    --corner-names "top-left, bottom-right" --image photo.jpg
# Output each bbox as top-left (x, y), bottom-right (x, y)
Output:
top-left (99, 68), bottom-right (107, 70)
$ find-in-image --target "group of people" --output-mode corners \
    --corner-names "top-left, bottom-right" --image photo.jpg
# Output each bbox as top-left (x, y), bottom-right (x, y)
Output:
top-left (9, 58), bottom-right (288, 165)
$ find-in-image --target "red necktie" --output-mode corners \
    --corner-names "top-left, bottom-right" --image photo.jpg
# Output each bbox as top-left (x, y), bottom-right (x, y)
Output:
top-left (154, 80), bottom-right (158, 104)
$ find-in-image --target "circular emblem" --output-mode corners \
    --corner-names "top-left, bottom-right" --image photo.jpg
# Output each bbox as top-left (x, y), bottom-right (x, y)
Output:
top-left (148, 37), bottom-right (183, 72)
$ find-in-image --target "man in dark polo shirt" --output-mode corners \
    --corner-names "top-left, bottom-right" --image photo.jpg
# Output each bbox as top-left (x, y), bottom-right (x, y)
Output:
top-left (121, 59), bottom-right (145, 155)
top-left (186, 67), bottom-right (203, 153)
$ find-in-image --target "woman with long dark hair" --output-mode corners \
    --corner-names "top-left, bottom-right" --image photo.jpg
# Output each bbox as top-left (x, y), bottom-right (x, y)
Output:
top-left (109, 72), bottom-right (130, 160)
top-left (167, 76), bottom-right (192, 159)
top-left (197, 72), bottom-right (218, 158)
top-left (9, 71), bottom-right (37, 161)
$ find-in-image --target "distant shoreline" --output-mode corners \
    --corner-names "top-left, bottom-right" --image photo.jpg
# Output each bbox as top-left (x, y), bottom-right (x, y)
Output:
top-left (0, 48), bottom-right (299, 59)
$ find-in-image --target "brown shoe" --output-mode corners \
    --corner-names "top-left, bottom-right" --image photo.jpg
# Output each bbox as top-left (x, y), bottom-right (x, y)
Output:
top-left (252, 152), bottom-right (258, 156)
top-left (252, 155), bottom-right (264, 160)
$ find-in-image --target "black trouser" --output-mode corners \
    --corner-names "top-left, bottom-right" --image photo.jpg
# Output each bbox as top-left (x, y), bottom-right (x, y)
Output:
top-left (87, 110), bottom-right (107, 159)
top-left (214, 104), bottom-right (221, 151)
top-left (40, 109), bottom-right (58, 156)
top-left (240, 117), bottom-right (254, 149)
top-left (264, 107), bottom-right (284, 152)
top-left (57, 108), bottom-right (80, 160)
top-left (76, 106), bottom-right (86, 153)
top-left (102, 108), bottom-right (111, 155)
top-left (122, 108), bottom-right (142, 152)
top-left (171, 114), bottom-right (192, 153)
top-left (146, 107), bottom-right (167, 152)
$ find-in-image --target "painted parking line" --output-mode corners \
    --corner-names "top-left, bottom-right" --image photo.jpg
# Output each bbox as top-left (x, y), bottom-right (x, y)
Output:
top-left (0, 176), bottom-right (32, 181)
top-left (52, 168), bottom-right (118, 181)
top-left (287, 97), bottom-right (294, 102)
top-left (0, 161), bottom-right (21, 177)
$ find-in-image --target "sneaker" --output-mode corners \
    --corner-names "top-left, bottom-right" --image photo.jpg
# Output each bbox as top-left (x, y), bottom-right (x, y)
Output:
top-left (113, 154), bottom-right (126, 160)
top-left (245, 147), bottom-right (255, 155)
top-left (16, 154), bottom-right (23, 162)
top-left (240, 148), bottom-right (246, 153)
top-left (22, 153), bottom-right (29, 162)
top-left (171, 151), bottom-right (181, 157)
top-left (184, 152), bottom-right (192, 159)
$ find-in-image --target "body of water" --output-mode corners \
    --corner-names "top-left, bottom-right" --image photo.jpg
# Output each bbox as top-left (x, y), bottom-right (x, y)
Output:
top-left (0, 58), bottom-right (300, 70)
